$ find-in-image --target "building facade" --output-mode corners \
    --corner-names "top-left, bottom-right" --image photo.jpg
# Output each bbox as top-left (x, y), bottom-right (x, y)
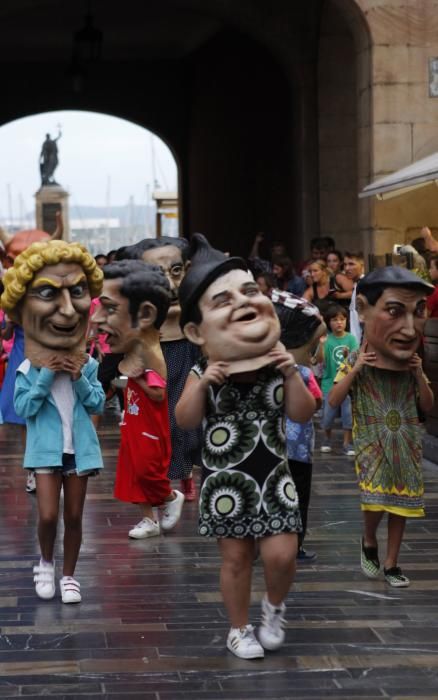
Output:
top-left (1, 0), bottom-right (438, 259)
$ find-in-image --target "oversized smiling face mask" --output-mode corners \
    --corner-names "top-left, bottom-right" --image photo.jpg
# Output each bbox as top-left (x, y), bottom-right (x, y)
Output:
top-left (19, 262), bottom-right (92, 364)
top-left (183, 268), bottom-right (281, 367)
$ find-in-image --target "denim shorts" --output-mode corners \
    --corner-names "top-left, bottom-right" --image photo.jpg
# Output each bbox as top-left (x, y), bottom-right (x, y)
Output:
top-left (321, 394), bottom-right (352, 430)
top-left (33, 453), bottom-right (97, 478)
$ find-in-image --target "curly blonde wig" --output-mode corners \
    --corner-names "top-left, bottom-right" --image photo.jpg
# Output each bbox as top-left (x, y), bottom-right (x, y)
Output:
top-left (0, 240), bottom-right (103, 313)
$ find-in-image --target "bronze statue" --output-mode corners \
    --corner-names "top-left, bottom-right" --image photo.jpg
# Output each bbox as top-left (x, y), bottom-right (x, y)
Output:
top-left (40, 130), bottom-right (61, 186)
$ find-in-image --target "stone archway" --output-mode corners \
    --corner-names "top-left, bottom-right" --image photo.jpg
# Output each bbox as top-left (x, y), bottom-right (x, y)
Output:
top-left (0, 0), bottom-right (376, 261)
top-left (317, 0), bottom-right (372, 257)
top-left (0, 110), bottom-right (180, 248)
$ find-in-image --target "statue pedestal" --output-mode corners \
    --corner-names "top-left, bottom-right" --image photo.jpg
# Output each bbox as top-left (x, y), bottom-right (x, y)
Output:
top-left (35, 185), bottom-right (70, 239)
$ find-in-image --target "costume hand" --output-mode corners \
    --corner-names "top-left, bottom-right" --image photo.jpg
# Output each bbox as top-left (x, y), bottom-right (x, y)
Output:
top-left (268, 349), bottom-right (298, 378)
top-left (63, 354), bottom-right (86, 381)
top-left (44, 355), bottom-right (65, 372)
top-left (408, 353), bottom-right (424, 379)
top-left (200, 362), bottom-right (229, 387)
top-left (354, 342), bottom-right (376, 372)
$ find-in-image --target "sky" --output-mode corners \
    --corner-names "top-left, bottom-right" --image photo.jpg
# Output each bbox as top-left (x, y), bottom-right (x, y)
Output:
top-left (0, 110), bottom-right (178, 227)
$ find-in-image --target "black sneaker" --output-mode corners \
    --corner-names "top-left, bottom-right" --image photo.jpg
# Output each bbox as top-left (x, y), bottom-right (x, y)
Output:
top-left (360, 538), bottom-right (380, 579)
top-left (297, 547), bottom-right (317, 563)
top-left (384, 566), bottom-right (410, 588)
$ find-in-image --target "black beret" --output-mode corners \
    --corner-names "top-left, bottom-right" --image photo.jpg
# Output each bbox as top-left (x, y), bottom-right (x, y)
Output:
top-left (179, 233), bottom-right (248, 327)
top-left (357, 266), bottom-right (434, 296)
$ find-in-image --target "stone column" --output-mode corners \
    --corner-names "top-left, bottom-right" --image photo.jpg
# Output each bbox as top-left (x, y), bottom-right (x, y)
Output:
top-left (35, 185), bottom-right (70, 239)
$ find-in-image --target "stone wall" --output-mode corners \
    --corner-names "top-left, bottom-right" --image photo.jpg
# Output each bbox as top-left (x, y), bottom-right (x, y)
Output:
top-left (355, 0), bottom-right (438, 256)
top-left (318, 2), bottom-right (359, 254)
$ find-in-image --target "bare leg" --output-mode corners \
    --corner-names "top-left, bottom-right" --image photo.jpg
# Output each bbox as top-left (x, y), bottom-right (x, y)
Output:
top-left (139, 503), bottom-right (155, 520)
top-left (343, 429), bottom-right (352, 447)
top-left (259, 533), bottom-right (297, 606)
top-left (363, 509), bottom-right (385, 548)
top-left (385, 513), bottom-right (406, 569)
top-left (62, 474), bottom-right (88, 577)
top-left (35, 473), bottom-right (63, 562)
top-left (218, 538), bottom-right (255, 628)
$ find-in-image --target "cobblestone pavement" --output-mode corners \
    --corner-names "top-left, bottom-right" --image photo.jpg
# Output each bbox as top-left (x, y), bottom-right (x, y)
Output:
top-left (0, 416), bottom-right (437, 699)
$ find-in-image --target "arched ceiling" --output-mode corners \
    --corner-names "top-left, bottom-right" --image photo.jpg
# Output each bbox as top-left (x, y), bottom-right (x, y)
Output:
top-left (0, 0), bottom-right (223, 62)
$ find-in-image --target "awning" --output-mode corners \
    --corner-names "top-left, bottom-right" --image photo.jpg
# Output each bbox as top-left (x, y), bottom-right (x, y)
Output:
top-left (359, 151), bottom-right (438, 200)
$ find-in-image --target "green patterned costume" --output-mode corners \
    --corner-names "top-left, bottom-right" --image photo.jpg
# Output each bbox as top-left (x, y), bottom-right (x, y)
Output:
top-left (335, 355), bottom-right (424, 517)
top-left (192, 359), bottom-right (302, 538)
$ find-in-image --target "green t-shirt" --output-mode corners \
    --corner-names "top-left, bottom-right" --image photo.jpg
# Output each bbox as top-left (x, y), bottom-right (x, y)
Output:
top-left (321, 332), bottom-right (359, 394)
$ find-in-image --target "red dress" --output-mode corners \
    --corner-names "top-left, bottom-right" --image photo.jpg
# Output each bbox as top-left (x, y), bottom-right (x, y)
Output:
top-left (114, 370), bottom-right (172, 505)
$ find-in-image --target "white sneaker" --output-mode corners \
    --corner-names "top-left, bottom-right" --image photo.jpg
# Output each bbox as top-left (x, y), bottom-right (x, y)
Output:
top-left (128, 517), bottom-right (160, 539)
top-left (320, 444), bottom-right (332, 453)
top-left (226, 624), bottom-right (264, 659)
top-left (60, 576), bottom-right (82, 603)
top-left (26, 471), bottom-right (36, 493)
top-left (160, 490), bottom-right (185, 532)
top-left (258, 596), bottom-right (286, 650)
top-left (33, 560), bottom-right (55, 600)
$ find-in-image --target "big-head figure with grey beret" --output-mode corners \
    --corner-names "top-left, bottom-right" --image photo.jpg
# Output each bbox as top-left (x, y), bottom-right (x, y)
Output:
top-left (328, 265), bottom-right (434, 589)
top-left (355, 265), bottom-right (433, 371)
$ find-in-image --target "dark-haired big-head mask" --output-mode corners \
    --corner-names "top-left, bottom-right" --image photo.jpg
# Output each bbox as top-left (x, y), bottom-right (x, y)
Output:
top-left (357, 287), bottom-right (428, 370)
top-left (183, 268), bottom-right (281, 371)
top-left (93, 277), bottom-right (166, 378)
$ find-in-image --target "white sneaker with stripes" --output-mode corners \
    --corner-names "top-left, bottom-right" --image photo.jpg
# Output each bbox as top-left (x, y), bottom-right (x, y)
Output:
top-left (60, 576), bottom-right (82, 604)
top-left (226, 624), bottom-right (264, 659)
top-left (258, 596), bottom-right (286, 650)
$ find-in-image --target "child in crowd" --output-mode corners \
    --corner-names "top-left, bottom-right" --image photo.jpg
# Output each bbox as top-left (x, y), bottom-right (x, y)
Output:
top-left (1, 241), bottom-right (105, 604)
top-left (286, 365), bottom-right (322, 562)
top-left (320, 305), bottom-right (358, 455)
top-left (271, 289), bottom-right (326, 563)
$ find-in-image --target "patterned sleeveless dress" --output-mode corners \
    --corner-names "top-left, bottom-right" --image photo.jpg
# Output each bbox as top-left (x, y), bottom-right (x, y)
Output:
top-left (192, 359), bottom-right (302, 538)
top-left (335, 355), bottom-right (425, 517)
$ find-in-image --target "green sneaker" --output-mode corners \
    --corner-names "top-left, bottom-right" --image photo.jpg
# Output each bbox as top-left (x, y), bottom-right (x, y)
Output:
top-left (360, 538), bottom-right (380, 579)
top-left (384, 566), bottom-right (410, 588)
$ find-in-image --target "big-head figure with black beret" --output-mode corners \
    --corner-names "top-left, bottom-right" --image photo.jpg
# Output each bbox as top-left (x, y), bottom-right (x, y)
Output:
top-left (179, 233), bottom-right (283, 374)
top-left (176, 234), bottom-right (317, 660)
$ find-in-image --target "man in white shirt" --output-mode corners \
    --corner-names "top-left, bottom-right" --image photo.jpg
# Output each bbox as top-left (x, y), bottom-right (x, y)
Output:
top-left (344, 251), bottom-right (365, 344)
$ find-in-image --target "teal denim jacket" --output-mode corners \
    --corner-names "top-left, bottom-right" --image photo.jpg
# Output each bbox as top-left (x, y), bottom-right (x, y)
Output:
top-left (14, 356), bottom-right (105, 472)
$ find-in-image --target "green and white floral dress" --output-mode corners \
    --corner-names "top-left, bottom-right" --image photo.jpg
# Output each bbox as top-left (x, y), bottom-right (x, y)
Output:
top-left (192, 359), bottom-right (302, 539)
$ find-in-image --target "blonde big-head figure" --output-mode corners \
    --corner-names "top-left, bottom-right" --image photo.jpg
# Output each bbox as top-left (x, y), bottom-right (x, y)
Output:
top-left (1, 240), bottom-right (103, 366)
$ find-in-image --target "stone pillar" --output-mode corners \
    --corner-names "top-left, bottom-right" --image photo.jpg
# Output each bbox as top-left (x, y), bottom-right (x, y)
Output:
top-left (35, 185), bottom-right (70, 239)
